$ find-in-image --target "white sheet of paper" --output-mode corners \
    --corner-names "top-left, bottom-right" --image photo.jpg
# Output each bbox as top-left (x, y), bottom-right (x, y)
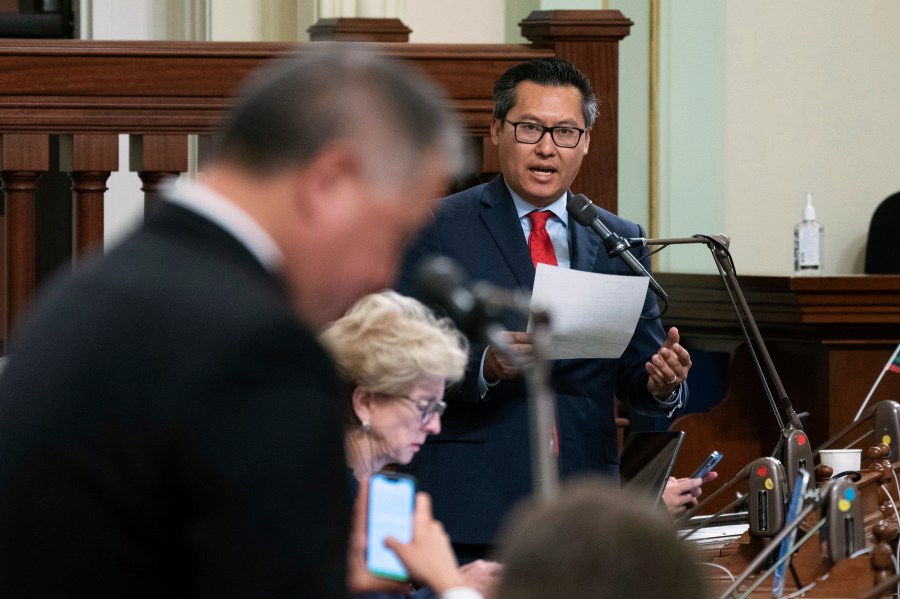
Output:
top-left (528, 264), bottom-right (650, 360)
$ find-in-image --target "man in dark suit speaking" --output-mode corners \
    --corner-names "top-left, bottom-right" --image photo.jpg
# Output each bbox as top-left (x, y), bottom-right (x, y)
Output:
top-left (396, 58), bottom-right (693, 560)
top-left (0, 45), bottom-right (464, 598)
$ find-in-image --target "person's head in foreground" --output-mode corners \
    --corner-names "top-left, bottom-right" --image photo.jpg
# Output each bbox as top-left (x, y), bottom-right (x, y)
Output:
top-left (208, 43), bottom-right (468, 328)
top-left (320, 291), bottom-right (468, 478)
top-left (493, 476), bottom-right (709, 599)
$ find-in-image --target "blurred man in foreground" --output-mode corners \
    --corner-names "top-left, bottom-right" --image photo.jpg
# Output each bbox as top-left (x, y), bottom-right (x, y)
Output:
top-left (0, 44), bottom-right (465, 599)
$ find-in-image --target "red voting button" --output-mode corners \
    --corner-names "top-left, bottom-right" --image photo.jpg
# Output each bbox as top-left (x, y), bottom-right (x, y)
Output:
top-left (798, 434), bottom-right (807, 446)
top-left (757, 466), bottom-right (767, 477)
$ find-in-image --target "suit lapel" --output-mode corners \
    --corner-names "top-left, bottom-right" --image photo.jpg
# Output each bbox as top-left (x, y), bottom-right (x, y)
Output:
top-left (477, 181), bottom-right (605, 284)
top-left (568, 194), bottom-right (602, 273)
top-left (479, 178), bottom-right (535, 290)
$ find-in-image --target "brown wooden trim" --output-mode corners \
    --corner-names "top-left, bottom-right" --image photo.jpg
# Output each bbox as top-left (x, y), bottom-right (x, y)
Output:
top-left (129, 135), bottom-right (188, 174)
top-left (520, 9), bottom-right (634, 42)
top-left (59, 134), bottom-right (117, 258)
top-left (69, 171), bottom-right (109, 257)
top-left (129, 134), bottom-right (188, 217)
top-left (0, 134), bottom-right (48, 335)
top-left (307, 18), bottom-right (411, 42)
top-left (656, 273), bottom-right (900, 337)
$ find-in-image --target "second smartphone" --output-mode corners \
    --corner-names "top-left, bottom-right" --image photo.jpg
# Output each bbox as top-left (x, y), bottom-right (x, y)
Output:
top-left (366, 471), bottom-right (416, 581)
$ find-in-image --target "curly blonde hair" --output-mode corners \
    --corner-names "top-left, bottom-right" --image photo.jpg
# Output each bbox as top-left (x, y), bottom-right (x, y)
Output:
top-left (320, 290), bottom-right (468, 412)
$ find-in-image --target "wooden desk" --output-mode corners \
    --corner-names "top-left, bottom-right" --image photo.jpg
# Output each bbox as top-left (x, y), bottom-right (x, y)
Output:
top-left (657, 273), bottom-right (900, 505)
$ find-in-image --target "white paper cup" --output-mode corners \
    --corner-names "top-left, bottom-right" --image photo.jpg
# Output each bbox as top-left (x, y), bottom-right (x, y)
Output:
top-left (818, 449), bottom-right (862, 474)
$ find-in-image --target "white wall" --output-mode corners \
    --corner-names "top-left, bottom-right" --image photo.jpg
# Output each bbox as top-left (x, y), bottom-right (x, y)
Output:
top-left (613, 0), bottom-right (650, 234)
top-left (404, 0), bottom-right (504, 43)
top-left (610, 0), bottom-right (900, 275)
top-left (722, 0), bottom-right (900, 275)
top-left (657, 0), bottom-right (726, 273)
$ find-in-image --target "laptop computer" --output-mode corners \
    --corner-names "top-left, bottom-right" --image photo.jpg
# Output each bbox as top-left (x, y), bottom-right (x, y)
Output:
top-left (620, 430), bottom-right (685, 508)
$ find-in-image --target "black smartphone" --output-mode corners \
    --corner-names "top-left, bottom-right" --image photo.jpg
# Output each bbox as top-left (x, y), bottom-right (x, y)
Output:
top-left (690, 450), bottom-right (723, 479)
top-left (366, 471), bottom-right (416, 581)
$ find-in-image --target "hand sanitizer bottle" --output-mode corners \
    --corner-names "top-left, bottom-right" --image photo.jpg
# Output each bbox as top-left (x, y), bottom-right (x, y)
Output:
top-left (793, 192), bottom-right (823, 275)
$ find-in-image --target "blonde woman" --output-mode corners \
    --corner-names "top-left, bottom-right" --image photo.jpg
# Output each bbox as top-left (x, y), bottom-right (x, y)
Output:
top-left (321, 291), bottom-right (501, 599)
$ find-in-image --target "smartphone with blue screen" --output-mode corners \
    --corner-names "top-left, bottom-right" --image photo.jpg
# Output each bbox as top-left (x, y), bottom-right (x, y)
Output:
top-left (366, 472), bottom-right (416, 581)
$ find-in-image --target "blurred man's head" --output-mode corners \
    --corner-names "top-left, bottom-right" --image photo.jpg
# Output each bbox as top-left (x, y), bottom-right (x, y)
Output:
top-left (206, 44), bottom-right (467, 327)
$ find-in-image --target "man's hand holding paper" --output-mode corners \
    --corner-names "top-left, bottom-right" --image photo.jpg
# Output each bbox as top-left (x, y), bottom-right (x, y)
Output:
top-left (527, 264), bottom-right (650, 360)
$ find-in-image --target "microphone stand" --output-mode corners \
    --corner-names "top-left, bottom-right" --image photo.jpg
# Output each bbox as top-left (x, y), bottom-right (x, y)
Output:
top-left (523, 306), bottom-right (559, 502)
top-left (415, 256), bottom-right (560, 501)
top-left (625, 234), bottom-right (813, 492)
top-left (473, 313), bottom-right (560, 503)
top-left (814, 401), bottom-right (881, 455)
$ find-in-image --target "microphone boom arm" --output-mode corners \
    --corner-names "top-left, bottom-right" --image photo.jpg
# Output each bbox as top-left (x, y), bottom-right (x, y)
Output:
top-left (631, 234), bottom-right (803, 435)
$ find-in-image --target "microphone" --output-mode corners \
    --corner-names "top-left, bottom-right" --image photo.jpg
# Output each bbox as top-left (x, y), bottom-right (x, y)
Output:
top-left (414, 255), bottom-right (528, 341)
top-left (566, 194), bottom-right (668, 302)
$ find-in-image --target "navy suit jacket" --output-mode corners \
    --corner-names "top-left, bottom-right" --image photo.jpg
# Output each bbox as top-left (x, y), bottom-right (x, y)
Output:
top-left (396, 176), bottom-right (686, 545)
top-left (0, 202), bottom-right (348, 598)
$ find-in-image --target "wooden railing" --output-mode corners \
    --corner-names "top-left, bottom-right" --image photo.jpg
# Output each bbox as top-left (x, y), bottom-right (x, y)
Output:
top-left (0, 10), bottom-right (632, 343)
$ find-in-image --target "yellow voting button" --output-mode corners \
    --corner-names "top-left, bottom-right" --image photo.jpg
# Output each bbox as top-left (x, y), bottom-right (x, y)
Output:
top-left (765, 478), bottom-right (774, 491)
top-left (838, 499), bottom-right (851, 513)
top-left (883, 434), bottom-right (892, 445)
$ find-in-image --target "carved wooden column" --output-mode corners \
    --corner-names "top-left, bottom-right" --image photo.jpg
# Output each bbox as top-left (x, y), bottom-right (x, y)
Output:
top-left (129, 135), bottom-right (188, 217)
top-left (59, 134), bottom-right (118, 258)
top-left (0, 133), bottom-right (49, 338)
top-left (520, 10), bottom-right (633, 215)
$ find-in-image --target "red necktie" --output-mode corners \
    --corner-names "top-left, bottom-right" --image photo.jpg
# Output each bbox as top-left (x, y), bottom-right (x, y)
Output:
top-left (527, 210), bottom-right (560, 456)
top-left (528, 211), bottom-right (558, 268)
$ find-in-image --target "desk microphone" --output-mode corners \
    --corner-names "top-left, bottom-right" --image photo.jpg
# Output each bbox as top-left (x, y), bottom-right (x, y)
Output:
top-left (747, 456), bottom-right (788, 538)
top-left (873, 400), bottom-right (900, 460)
top-left (675, 456), bottom-right (787, 539)
top-left (819, 475), bottom-right (865, 569)
top-left (566, 194), bottom-right (668, 302)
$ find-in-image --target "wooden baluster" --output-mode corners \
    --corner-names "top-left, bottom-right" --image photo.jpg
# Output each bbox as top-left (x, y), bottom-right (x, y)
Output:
top-left (129, 135), bottom-right (188, 217)
top-left (0, 134), bottom-right (49, 339)
top-left (871, 520), bottom-right (898, 599)
top-left (59, 134), bottom-right (118, 258)
top-left (815, 462), bottom-right (834, 487)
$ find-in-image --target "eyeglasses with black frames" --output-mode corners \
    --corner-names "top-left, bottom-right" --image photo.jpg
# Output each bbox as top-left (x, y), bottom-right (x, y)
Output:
top-left (504, 120), bottom-right (586, 148)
